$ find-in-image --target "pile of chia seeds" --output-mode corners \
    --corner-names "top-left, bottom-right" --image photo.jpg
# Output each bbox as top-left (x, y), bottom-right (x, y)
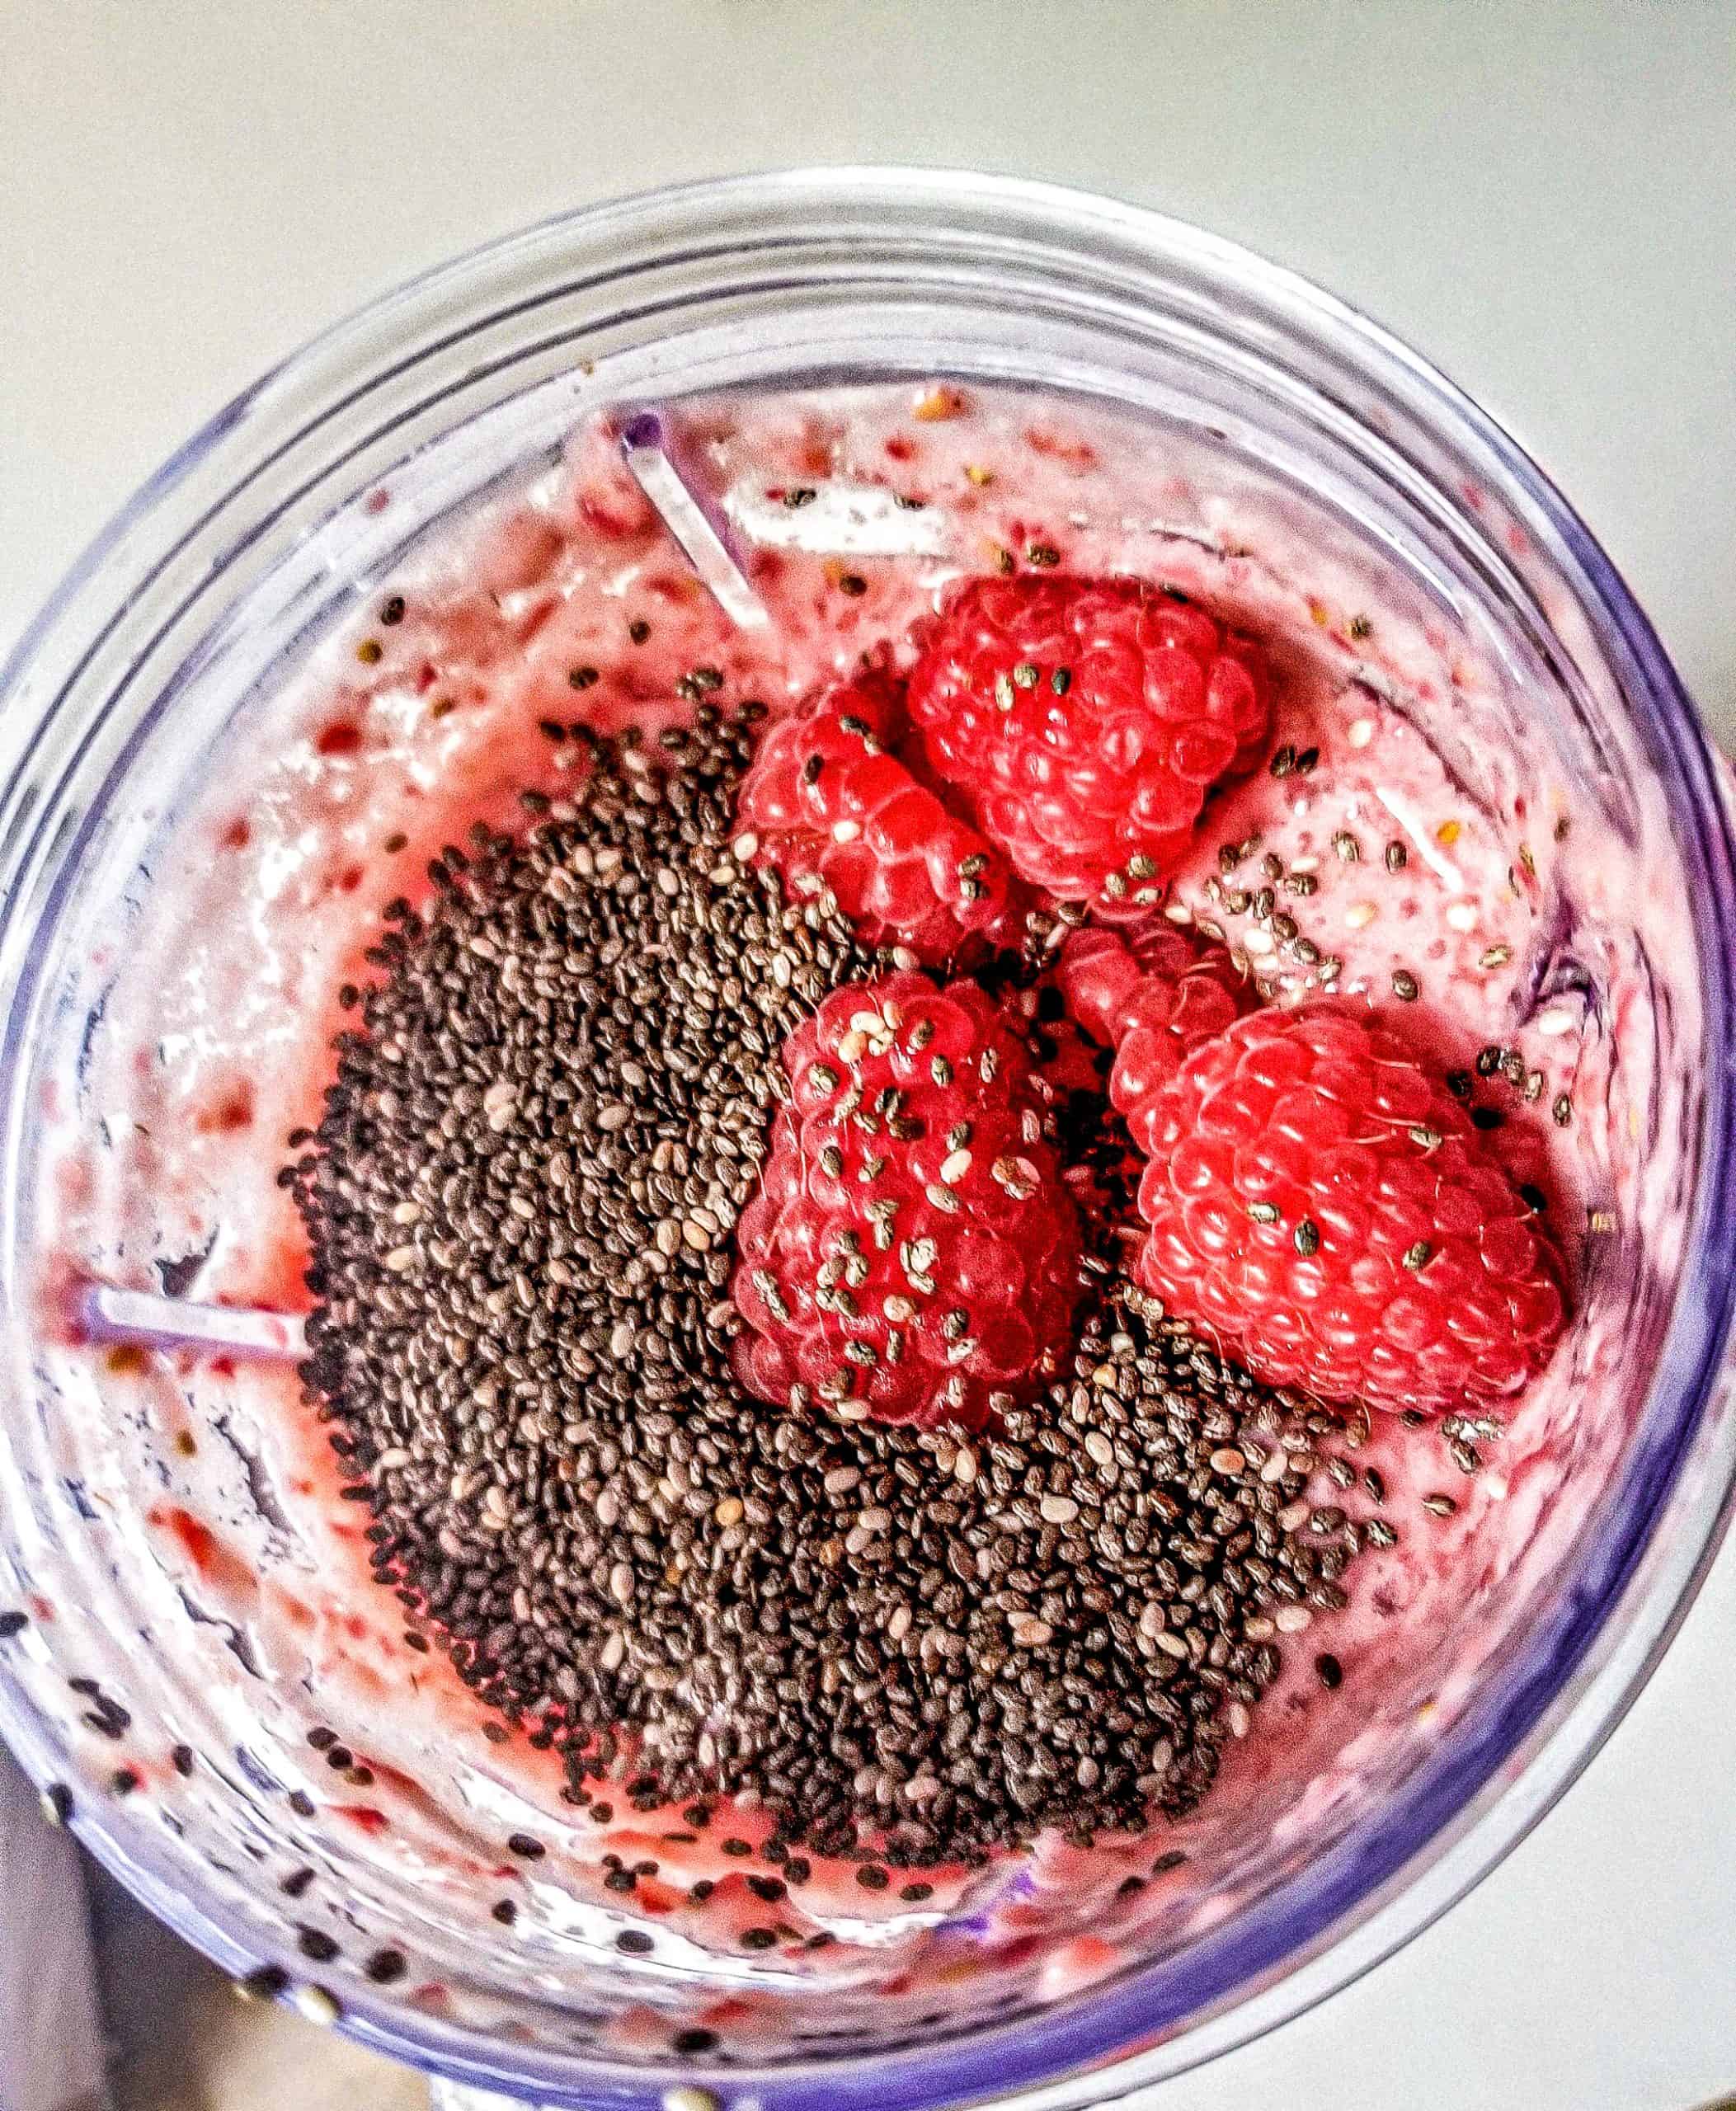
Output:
top-left (291, 706), bottom-right (1371, 1865)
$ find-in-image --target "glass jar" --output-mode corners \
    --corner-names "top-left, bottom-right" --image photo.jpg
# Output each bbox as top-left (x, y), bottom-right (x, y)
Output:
top-left (0, 170), bottom-right (1732, 2110)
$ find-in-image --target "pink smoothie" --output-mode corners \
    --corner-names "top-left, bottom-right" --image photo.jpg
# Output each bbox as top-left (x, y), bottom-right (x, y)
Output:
top-left (17, 381), bottom-right (1661, 2052)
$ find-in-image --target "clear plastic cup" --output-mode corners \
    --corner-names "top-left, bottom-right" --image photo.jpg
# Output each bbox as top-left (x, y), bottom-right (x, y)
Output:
top-left (0, 171), bottom-right (1733, 2110)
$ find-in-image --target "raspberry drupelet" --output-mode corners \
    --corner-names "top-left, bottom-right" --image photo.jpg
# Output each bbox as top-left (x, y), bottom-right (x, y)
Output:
top-left (731, 972), bottom-right (1084, 1429)
top-left (1056, 925), bottom-right (1252, 1155)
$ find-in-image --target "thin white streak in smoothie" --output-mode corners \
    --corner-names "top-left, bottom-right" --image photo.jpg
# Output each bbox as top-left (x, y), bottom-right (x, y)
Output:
top-left (1113, 515), bottom-right (1226, 555)
top-left (727, 477), bottom-right (953, 560)
top-left (519, 1878), bottom-right (760, 1974)
top-left (619, 425), bottom-right (769, 631)
top-left (82, 1284), bottom-right (306, 1361)
top-left (1374, 783), bottom-right (1466, 890)
top-left (449, 1771), bottom-right (792, 1973)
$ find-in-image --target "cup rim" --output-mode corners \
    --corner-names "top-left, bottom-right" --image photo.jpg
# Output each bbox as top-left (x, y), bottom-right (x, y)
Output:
top-left (2, 167), bottom-right (1734, 2111)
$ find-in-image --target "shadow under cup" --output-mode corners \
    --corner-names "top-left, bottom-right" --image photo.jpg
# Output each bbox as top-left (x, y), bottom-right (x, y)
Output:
top-left (0, 173), bottom-right (1733, 2111)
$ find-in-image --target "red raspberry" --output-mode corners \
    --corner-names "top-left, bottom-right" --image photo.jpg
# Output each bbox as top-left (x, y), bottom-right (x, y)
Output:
top-left (736, 669), bottom-right (1020, 967)
top-left (1132, 1000), bottom-right (1568, 1414)
top-left (906, 576), bottom-right (1269, 910)
top-left (732, 971), bottom-right (1083, 1429)
top-left (1057, 927), bottom-right (1249, 1154)
top-left (1056, 925), bottom-right (1151, 1047)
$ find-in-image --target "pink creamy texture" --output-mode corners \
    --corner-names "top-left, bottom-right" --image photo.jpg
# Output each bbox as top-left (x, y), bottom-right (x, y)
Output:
top-left (21, 383), bottom-right (1661, 2049)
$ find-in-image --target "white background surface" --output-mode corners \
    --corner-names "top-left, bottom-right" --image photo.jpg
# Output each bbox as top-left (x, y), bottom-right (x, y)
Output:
top-left (2, 5), bottom-right (1734, 2109)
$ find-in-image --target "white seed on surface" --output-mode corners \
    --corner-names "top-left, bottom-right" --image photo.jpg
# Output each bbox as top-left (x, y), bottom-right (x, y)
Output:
top-left (664, 2090), bottom-right (722, 2111)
